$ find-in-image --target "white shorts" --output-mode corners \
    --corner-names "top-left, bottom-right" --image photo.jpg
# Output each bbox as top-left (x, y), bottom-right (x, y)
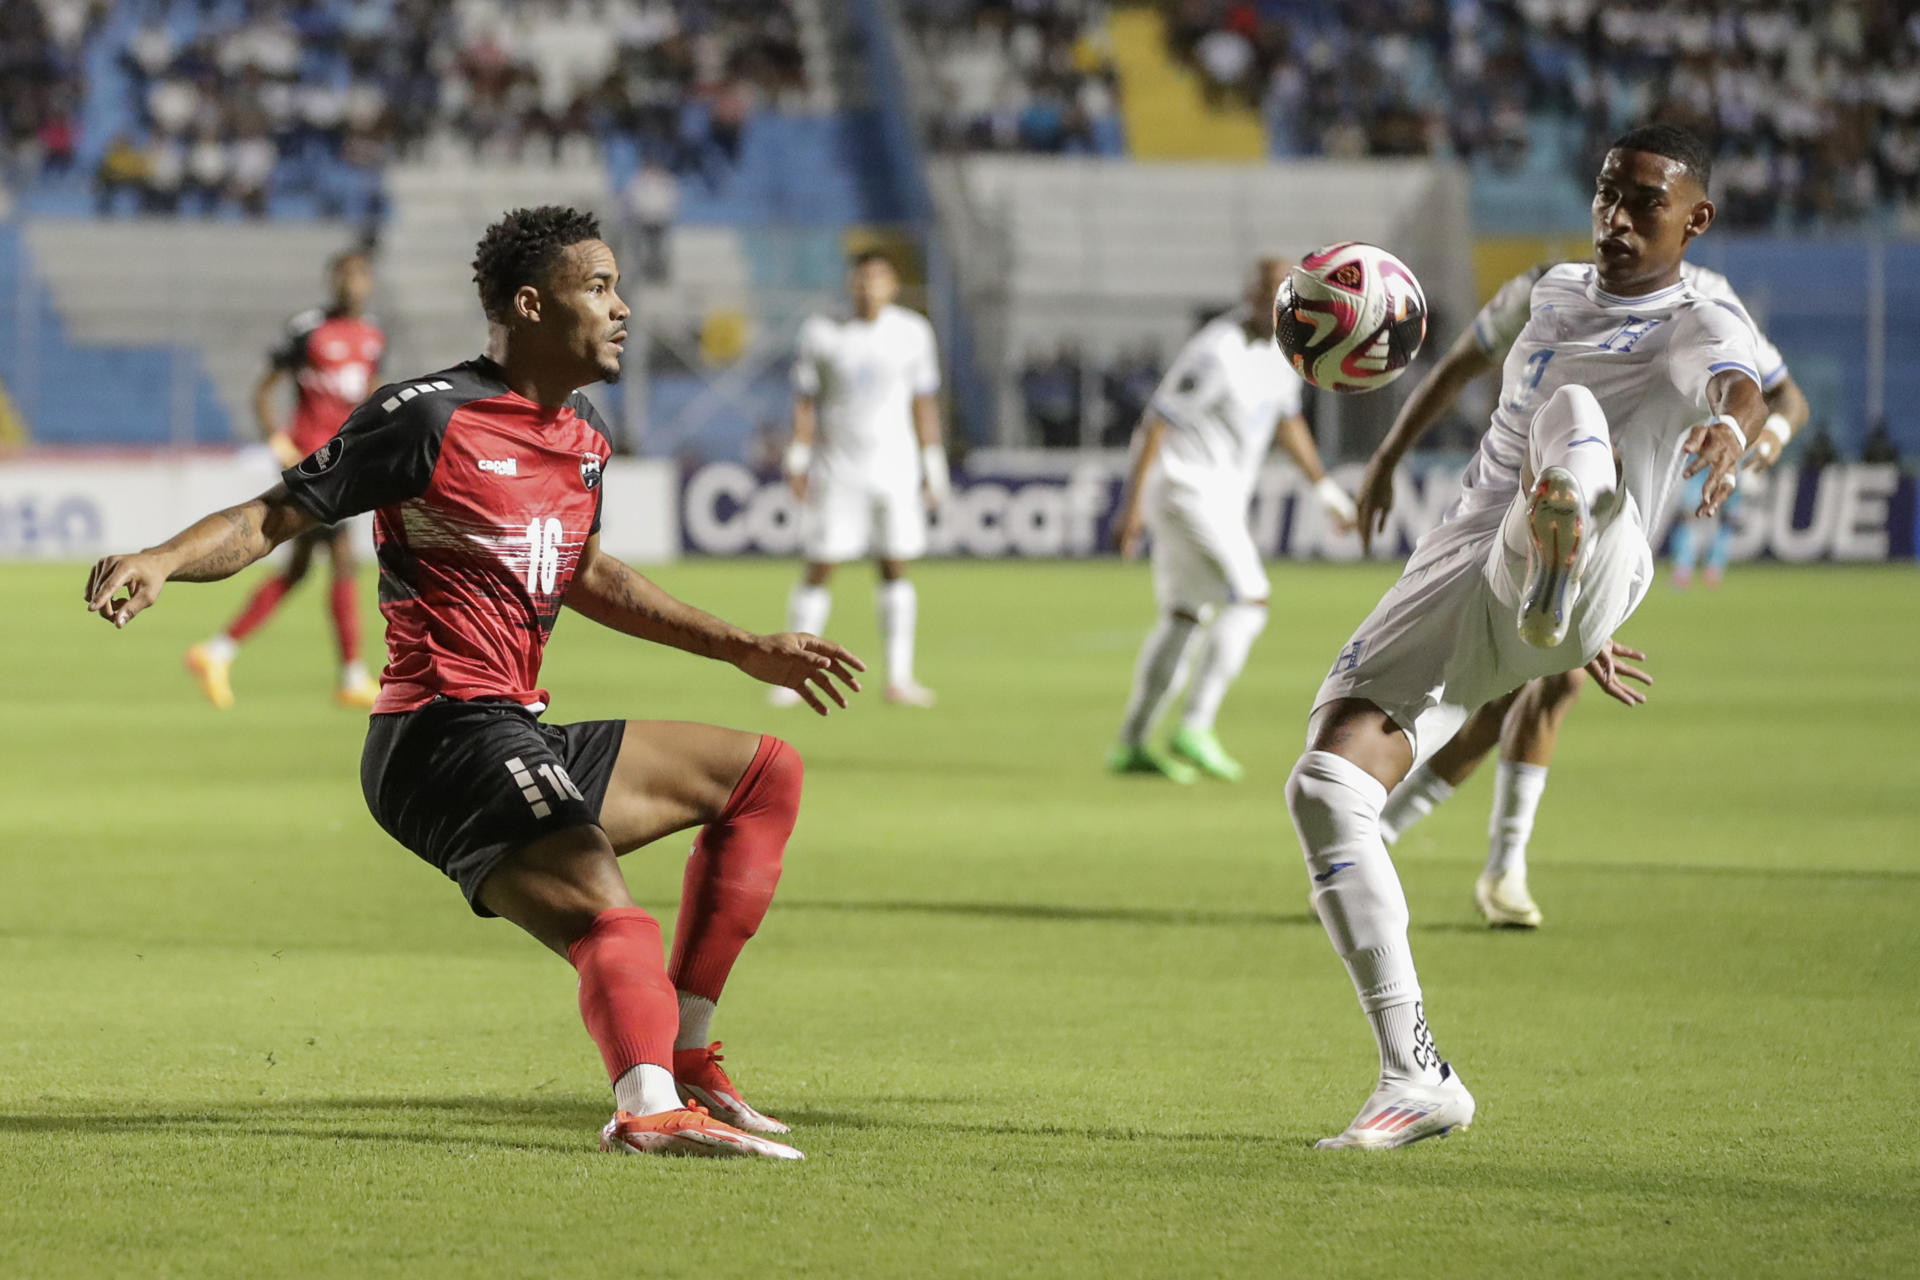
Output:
top-left (1146, 480), bottom-right (1269, 614)
top-left (1313, 486), bottom-right (1653, 766)
top-left (802, 469), bottom-right (927, 563)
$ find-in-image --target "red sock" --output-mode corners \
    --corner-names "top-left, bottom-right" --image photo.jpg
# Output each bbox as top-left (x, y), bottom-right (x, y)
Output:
top-left (567, 907), bottom-right (677, 1082)
top-left (328, 578), bottom-right (360, 663)
top-left (224, 576), bottom-right (293, 642)
top-left (668, 736), bottom-right (801, 1000)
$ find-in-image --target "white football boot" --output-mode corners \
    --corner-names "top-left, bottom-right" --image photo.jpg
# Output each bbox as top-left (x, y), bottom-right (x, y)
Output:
top-left (1516, 466), bottom-right (1587, 649)
top-left (1315, 1063), bottom-right (1475, 1150)
top-left (766, 685), bottom-right (804, 708)
top-left (1474, 869), bottom-right (1543, 929)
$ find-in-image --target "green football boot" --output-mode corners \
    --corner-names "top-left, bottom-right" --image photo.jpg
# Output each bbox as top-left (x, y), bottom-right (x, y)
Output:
top-left (1106, 742), bottom-right (1198, 784)
top-left (1168, 725), bottom-right (1244, 782)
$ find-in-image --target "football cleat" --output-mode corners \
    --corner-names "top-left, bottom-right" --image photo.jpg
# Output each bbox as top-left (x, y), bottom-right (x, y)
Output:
top-left (1106, 743), bottom-right (1198, 784)
top-left (884, 681), bottom-right (937, 708)
top-left (674, 1041), bottom-right (790, 1134)
top-left (599, 1105), bottom-right (804, 1160)
top-left (767, 685), bottom-right (804, 708)
top-left (1315, 1063), bottom-right (1475, 1150)
top-left (1474, 870), bottom-right (1543, 929)
top-left (184, 643), bottom-right (235, 710)
top-left (1168, 725), bottom-right (1244, 782)
top-left (1516, 466), bottom-right (1586, 649)
top-left (336, 672), bottom-right (379, 709)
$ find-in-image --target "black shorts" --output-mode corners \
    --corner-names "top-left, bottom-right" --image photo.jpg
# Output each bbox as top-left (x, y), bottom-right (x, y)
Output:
top-left (360, 699), bottom-right (626, 916)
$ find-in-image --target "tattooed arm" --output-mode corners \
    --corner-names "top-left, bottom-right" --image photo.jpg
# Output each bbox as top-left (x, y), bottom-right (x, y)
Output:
top-left (84, 485), bottom-right (319, 628)
top-left (565, 534), bottom-right (866, 715)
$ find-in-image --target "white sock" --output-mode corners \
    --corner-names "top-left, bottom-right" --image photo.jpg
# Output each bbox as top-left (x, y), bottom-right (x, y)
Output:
top-left (787, 583), bottom-right (830, 636)
top-left (205, 634), bottom-right (238, 663)
top-left (613, 1062), bottom-right (683, 1116)
top-left (1367, 1000), bottom-right (1444, 1084)
top-left (1179, 602), bottom-right (1267, 732)
top-left (1378, 761), bottom-right (1454, 846)
top-left (1486, 760), bottom-right (1548, 879)
top-left (675, 991), bottom-right (715, 1052)
top-left (1530, 383), bottom-right (1617, 511)
top-left (1117, 612), bottom-right (1201, 747)
top-left (1286, 749), bottom-right (1444, 1086)
top-left (877, 579), bottom-right (917, 687)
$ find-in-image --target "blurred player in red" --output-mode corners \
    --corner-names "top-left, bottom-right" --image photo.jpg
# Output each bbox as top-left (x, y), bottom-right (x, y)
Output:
top-left (186, 250), bottom-right (386, 709)
top-left (87, 207), bottom-right (864, 1160)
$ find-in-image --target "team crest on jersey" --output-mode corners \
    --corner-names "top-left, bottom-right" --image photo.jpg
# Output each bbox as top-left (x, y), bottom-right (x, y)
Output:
top-left (297, 437), bottom-right (343, 475)
top-left (580, 453), bottom-right (604, 491)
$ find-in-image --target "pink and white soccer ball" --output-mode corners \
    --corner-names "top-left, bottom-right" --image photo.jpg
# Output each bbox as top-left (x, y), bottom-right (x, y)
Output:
top-left (1273, 242), bottom-right (1428, 392)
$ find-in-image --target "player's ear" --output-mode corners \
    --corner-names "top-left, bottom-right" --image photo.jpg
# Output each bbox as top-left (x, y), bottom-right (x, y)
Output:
top-left (513, 284), bottom-right (542, 325)
top-left (1683, 197), bottom-right (1715, 243)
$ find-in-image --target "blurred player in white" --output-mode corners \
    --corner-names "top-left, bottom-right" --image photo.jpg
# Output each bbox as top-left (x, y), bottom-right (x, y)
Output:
top-left (1352, 260), bottom-right (1807, 926)
top-left (773, 251), bottom-right (947, 708)
top-left (1288, 125), bottom-right (1767, 1149)
top-left (1109, 257), bottom-right (1355, 782)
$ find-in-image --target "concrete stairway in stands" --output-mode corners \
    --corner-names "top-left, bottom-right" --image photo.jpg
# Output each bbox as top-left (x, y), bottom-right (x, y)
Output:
top-left (1106, 8), bottom-right (1265, 162)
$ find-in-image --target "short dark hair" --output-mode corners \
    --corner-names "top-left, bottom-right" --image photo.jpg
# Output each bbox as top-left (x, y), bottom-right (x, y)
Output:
top-left (849, 249), bottom-right (895, 271)
top-left (472, 206), bottom-right (603, 324)
top-left (1609, 123), bottom-right (1713, 193)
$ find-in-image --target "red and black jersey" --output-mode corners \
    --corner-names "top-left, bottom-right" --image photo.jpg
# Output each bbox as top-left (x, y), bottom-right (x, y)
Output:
top-left (281, 357), bottom-right (611, 715)
top-left (270, 308), bottom-right (387, 455)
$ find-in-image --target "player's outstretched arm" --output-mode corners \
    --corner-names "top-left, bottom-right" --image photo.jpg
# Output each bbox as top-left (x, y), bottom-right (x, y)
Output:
top-left (564, 535), bottom-right (866, 715)
top-left (1356, 329), bottom-right (1497, 552)
top-left (1274, 413), bottom-right (1357, 533)
top-left (84, 485), bottom-right (318, 628)
top-left (1681, 369), bottom-right (1767, 517)
top-left (1745, 373), bottom-right (1810, 473)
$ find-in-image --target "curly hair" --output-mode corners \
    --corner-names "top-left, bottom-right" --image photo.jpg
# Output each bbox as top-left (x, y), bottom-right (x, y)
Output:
top-left (471, 206), bottom-right (603, 324)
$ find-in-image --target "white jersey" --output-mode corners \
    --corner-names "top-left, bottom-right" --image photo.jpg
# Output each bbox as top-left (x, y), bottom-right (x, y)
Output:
top-left (1476, 263), bottom-right (1762, 531)
top-left (1148, 311), bottom-right (1304, 498)
top-left (792, 304), bottom-right (940, 484)
top-left (1472, 260), bottom-right (1788, 391)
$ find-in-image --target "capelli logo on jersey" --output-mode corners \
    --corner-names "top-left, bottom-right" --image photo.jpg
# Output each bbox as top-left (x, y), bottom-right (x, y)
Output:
top-left (478, 457), bottom-right (519, 477)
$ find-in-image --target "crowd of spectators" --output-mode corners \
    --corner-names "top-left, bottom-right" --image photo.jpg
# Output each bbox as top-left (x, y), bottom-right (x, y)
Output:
top-left (1021, 343), bottom-right (1164, 447)
top-left (4, 0), bottom-right (813, 220)
top-left (904, 0), bottom-right (1123, 155)
top-left (0, 1), bottom-right (97, 194)
top-left (1159, 0), bottom-right (1920, 228)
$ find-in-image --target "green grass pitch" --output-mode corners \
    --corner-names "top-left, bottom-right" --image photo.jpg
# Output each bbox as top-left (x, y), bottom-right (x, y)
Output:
top-left (3, 557), bottom-right (1917, 1278)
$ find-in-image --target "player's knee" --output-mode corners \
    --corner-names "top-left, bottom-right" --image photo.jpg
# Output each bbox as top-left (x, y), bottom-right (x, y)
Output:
top-left (752, 736), bottom-right (805, 824)
top-left (1286, 750), bottom-right (1378, 841)
top-left (1545, 382), bottom-right (1603, 421)
top-left (1539, 669), bottom-right (1585, 708)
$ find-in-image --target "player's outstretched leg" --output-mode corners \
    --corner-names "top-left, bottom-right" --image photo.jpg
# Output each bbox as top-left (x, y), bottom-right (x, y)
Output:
top-left (877, 566), bottom-right (935, 707)
top-left (1109, 610), bottom-right (1201, 782)
top-left (667, 735), bottom-right (801, 1133)
top-left (184, 535), bottom-right (315, 708)
top-left (1287, 706), bottom-right (1473, 1149)
top-left (481, 824), bottom-right (803, 1161)
top-left (1473, 670), bottom-right (1582, 928)
top-left (1517, 385), bottom-right (1618, 649)
top-left (325, 528), bottom-right (378, 708)
top-left (1377, 691), bottom-right (1513, 844)
top-left (1169, 600), bottom-right (1266, 782)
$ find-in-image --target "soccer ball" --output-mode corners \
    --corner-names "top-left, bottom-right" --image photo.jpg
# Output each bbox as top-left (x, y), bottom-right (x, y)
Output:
top-left (1274, 242), bottom-right (1428, 392)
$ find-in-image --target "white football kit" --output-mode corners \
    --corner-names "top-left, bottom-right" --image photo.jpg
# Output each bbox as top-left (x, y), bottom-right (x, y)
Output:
top-left (1315, 262), bottom-right (1763, 763)
top-left (791, 304), bottom-right (941, 563)
top-left (1144, 311), bottom-right (1305, 612)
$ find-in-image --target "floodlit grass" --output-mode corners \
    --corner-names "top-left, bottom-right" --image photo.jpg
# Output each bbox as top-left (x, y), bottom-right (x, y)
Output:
top-left (3, 557), bottom-right (1916, 1277)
